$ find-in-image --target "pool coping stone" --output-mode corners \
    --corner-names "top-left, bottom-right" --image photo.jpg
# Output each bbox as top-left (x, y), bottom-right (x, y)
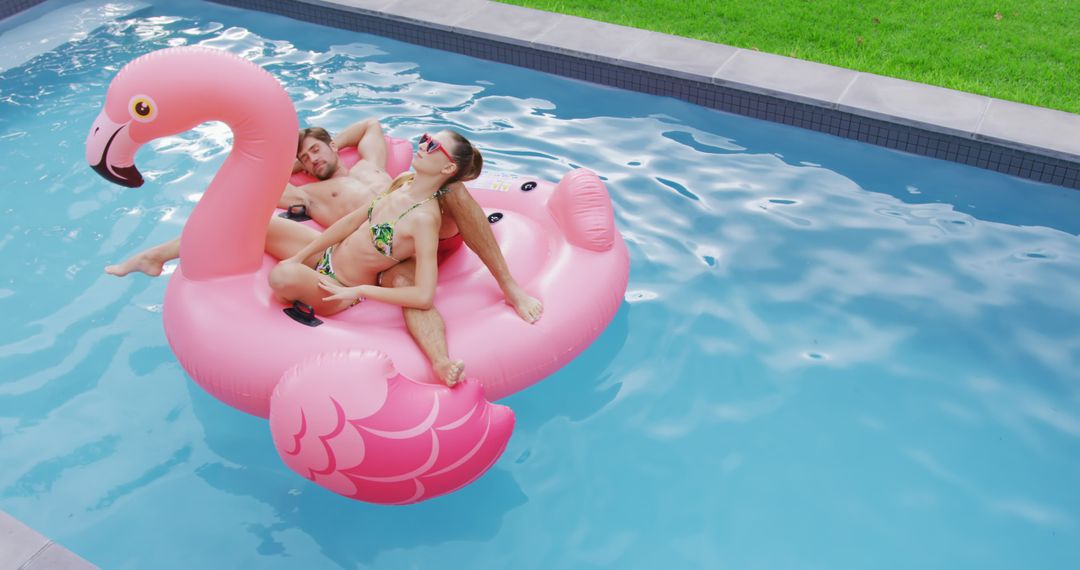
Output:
top-left (5, 0), bottom-right (1079, 188)
top-left (272, 0), bottom-right (1080, 189)
top-left (0, 510), bottom-right (97, 570)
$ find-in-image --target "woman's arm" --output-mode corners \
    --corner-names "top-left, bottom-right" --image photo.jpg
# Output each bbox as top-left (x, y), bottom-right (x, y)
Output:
top-left (320, 211), bottom-right (440, 309)
top-left (285, 205), bottom-right (369, 264)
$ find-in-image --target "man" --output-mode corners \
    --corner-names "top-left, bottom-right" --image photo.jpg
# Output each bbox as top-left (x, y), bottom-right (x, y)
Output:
top-left (106, 118), bottom-right (543, 386)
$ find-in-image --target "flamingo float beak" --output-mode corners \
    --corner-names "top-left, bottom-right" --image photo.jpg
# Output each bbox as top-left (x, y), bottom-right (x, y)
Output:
top-left (86, 110), bottom-right (144, 188)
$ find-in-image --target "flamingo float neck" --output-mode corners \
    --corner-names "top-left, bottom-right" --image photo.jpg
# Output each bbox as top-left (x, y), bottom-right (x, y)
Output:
top-left (87, 47), bottom-right (298, 280)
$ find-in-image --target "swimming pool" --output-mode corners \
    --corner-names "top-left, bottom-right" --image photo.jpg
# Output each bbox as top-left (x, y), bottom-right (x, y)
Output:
top-left (2, 0), bottom-right (1079, 568)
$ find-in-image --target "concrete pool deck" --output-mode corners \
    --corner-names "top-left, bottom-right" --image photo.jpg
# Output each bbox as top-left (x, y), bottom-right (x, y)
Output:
top-left (4, 0), bottom-right (1076, 188)
top-left (211, 0), bottom-right (1080, 190)
top-left (0, 510), bottom-right (95, 570)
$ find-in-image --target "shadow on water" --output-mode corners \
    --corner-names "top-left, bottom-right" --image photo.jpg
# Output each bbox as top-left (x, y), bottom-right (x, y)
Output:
top-left (502, 302), bottom-right (631, 429)
top-left (179, 302), bottom-right (629, 565)
top-left (196, 456), bottom-right (526, 567)
top-left (183, 360), bottom-right (526, 566)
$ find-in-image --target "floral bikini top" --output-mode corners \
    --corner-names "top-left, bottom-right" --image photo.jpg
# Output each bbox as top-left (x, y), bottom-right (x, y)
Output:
top-left (367, 187), bottom-right (447, 262)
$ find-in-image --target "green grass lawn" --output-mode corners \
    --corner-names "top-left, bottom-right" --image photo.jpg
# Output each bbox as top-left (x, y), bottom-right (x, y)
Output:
top-left (497, 0), bottom-right (1079, 114)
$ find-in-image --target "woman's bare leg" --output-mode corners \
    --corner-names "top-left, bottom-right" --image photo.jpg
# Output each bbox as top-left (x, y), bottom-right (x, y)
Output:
top-left (381, 260), bottom-right (464, 387)
top-left (105, 237), bottom-right (180, 277)
top-left (267, 260), bottom-right (354, 316)
top-left (439, 185), bottom-right (543, 323)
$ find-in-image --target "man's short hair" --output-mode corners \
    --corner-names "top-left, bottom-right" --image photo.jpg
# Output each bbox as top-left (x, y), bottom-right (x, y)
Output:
top-left (297, 127), bottom-right (332, 155)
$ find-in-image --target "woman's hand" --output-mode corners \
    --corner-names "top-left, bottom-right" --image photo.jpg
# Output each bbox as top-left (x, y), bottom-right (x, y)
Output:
top-left (318, 277), bottom-right (364, 304)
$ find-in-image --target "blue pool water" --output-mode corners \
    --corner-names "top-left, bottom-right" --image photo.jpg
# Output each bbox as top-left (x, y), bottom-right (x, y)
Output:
top-left (2, 1), bottom-right (1079, 568)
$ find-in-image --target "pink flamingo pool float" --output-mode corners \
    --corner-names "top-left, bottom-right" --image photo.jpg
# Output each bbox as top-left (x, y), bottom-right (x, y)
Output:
top-left (86, 47), bottom-right (629, 504)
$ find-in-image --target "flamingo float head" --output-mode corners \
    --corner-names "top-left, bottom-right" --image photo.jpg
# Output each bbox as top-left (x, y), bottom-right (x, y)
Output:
top-left (86, 47), bottom-right (298, 280)
top-left (87, 47), bottom-right (236, 187)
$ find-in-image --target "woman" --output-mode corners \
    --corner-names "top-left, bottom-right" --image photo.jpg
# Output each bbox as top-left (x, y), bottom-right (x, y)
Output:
top-left (266, 130), bottom-right (483, 384)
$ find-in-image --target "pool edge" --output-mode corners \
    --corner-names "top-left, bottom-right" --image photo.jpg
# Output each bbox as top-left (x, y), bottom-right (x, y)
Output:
top-left (0, 509), bottom-right (98, 570)
top-left (3, 0), bottom-right (1076, 188)
top-left (0, 0), bottom-right (47, 22)
top-left (210, 0), bottom-right (1080, 190)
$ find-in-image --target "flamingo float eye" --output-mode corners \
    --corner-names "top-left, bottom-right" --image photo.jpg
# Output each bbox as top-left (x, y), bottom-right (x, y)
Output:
top-left (128, 95), bottom-right (157, 122)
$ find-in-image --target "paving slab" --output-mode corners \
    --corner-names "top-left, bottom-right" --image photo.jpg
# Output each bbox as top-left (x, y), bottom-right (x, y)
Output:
top-left (532, 13), bottom-right (649, 62)
top-left (22, 543), bottom-right (97, 570)
top-left (0, 512), bottom-right (95, 570)
top-left (623, 31), bottom-right (736, 82)
top-left (302, 0), bottom-right (398, 13)
top-left (838, 72), bottom-right (991, 137)
top-left (383, 0), bottom-right (487, 29)
top-left (448, 1), bottom-right (562, 48)
top-left (714, 48), bottom-right (857, 107)
top-left (977, 98), bottom-right (1080, 161)
top-left (0, 510), bottom-right (49, 570)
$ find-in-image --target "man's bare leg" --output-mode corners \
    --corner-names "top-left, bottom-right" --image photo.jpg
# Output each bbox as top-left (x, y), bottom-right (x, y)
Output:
top-left (105, 237), bottom-right (180, 277)
top-left (440, 184), bottom-right (543, 323)
top-left (382, 261), bottom-right (464, 386)
top-left (106, 213), bottom-right (316, 271)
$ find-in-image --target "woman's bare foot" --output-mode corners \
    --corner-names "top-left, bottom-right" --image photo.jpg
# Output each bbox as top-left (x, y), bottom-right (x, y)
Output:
top-left (105, 250), bottom-right (167, 277)
top-left (504, 283), bottom-right (543, 323)
top-left (433, 359), bottom-right (465, 387)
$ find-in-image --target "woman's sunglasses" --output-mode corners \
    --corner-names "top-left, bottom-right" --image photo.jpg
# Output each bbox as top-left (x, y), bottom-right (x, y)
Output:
top-left (418, 133), bottom-right (455, 163)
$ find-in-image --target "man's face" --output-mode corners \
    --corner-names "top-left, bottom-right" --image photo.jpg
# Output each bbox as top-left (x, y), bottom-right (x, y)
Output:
top-left (297, 136), bottom-right (339, 180)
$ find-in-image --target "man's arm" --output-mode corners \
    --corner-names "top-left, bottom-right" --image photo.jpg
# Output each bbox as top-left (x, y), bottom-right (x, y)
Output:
top-left (331, 118), bottom-right (380, 150)
top-left (278, 183), bottom-right (308, 210)
top-left (439, 181), bottom-right (544, 322)
top-left (439, 181), bottom-right (515, 288)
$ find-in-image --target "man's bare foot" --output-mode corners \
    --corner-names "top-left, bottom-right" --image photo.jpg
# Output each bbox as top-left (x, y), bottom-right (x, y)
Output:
top-left (504, 283), bottom-right (543, 323)
top-left (434, 359), bottom-right (465, 387)
top-left (104, 251), bottom-right (167, 277)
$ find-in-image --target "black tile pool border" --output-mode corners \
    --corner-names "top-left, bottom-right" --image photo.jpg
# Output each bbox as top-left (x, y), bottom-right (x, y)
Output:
top-left (4, 0), bottom-right (1076, 189)
top-left (207, 0), bottom-right (1078, 190)
top-left (0, 0), bottom-right (47, 21)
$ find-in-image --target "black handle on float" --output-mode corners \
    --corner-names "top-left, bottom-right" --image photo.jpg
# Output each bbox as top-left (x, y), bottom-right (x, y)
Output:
top-left (283, 301), bottom-right (323, 327)
top-left (279, 204), bottom-right (312, 222)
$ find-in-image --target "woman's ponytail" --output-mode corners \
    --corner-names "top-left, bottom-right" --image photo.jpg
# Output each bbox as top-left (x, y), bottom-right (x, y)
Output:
top-left (447, 132), bottom-right (483, 183)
